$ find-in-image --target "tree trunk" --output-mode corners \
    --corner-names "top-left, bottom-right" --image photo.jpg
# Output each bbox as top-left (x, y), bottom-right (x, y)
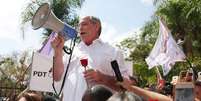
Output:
top-left (183, 34), bottom-right (193, 57)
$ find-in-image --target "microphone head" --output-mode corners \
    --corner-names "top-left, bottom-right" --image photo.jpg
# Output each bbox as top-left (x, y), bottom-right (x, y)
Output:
top-left (32, 3), bottom-right (51, 30)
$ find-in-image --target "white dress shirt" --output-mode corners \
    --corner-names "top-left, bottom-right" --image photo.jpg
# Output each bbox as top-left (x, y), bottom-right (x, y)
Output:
top-left (62, 39), bottom-right (129, 101)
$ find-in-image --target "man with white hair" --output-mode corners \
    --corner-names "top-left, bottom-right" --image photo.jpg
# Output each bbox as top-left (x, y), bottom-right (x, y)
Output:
top-left (51, 16), bottom-right (130, 101)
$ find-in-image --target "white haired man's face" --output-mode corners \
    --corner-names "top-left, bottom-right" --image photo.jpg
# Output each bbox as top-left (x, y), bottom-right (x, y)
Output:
top-left (78, 16), bottom-right (100, 45)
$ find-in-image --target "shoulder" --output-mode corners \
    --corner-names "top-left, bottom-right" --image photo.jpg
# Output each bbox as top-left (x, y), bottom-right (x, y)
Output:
top-left (99, 40), bottom-right (120, 52)
top-left (99, 40), bottom-right (125, 59)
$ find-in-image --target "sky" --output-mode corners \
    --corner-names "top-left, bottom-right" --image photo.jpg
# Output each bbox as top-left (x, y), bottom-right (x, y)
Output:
top-left (0, 0), bottom-right (154, 55)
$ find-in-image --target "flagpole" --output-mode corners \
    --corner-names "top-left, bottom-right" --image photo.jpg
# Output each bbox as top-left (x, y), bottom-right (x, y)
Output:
top-left (155, 66), bottom-right (166, 90)
top-left (156, 67), bottom-right (162, 80)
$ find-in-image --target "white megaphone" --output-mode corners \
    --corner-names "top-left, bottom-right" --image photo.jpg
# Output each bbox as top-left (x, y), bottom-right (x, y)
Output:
top-left (32, 3), bottom-right (77, 40)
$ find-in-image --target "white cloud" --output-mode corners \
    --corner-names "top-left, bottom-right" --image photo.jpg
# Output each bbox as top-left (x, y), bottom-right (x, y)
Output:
top-left (0, 0), bottom-right (42, 55)
top-left (112, 27), bottom-right (142, 44)
top-left (141, 0), bottom-right (154, 5)
top-left (0, 1), bottom-right (23, 40)
top-left (100, 22), bottom-right (141, 45)
top-left (100, 22), bottom-right (118, 44)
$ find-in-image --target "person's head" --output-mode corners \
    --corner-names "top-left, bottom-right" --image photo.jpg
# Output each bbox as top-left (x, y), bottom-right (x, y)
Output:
top-left (107, 91), bottom-right (142, 101)
top-left (78, 16), bottom-right (101, 45)
top-left (82, 85), bottom-right (113, 101)
top-left (195, 80), bottom-right (201, 100)
top-left (179, 70), bottom-right (187, 82)
top-left (162, 82), bottom-right (173, 96)
top-left (17, 91), bottom-right (43, 101)
top-left (43, 95), bottom-right (56, 101)
top-left (185, 68), bottom-right (195, 82)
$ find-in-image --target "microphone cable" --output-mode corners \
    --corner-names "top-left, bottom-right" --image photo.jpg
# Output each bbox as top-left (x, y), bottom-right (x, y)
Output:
top-left (52, 34), bottom-right (77, 97)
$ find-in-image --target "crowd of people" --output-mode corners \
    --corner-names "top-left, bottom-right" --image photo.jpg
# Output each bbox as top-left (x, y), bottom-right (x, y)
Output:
top-left (17, 16), bottom-right (201, 101)
top-left (17, 70), bottom-right (201, 101)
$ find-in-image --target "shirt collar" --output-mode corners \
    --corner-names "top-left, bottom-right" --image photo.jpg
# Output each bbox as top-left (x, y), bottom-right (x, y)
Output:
top-left (79, 38), bottom-right (103, 47)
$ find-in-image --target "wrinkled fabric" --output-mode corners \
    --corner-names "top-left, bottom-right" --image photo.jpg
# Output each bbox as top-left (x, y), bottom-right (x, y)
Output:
top-left (145, 19), bottom-right (186, 76)
top-left (62, 39), bottom-right (130, 101)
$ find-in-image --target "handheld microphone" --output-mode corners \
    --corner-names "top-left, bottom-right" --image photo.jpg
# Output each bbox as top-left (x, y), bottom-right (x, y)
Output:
top-left (111, 60), bottom-right (123, 82)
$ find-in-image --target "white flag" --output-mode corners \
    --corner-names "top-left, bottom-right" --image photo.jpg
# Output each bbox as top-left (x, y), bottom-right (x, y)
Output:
top-left (145, 19), bottom-right (186, 75)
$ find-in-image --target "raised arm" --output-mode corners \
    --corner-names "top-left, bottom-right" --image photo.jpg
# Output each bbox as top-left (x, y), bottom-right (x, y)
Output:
top-left (51, 35), bottom-right (65, 81)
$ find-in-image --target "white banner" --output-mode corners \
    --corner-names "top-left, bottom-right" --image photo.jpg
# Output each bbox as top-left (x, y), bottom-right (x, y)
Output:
top-left (29, 52), bottom-right (62, 92)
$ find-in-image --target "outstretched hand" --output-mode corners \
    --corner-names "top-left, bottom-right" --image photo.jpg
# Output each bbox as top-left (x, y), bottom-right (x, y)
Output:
top-left (116, 78), bottom-right (133, 90)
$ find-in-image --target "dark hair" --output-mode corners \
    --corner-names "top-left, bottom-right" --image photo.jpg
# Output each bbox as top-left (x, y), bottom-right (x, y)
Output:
top-left (89, 16), bottom-right (102, 36)
top-left (107, 91), bottom-right (142, 101)
top-left (162, 82), bottom-right (173, 96)
top-left (43, 95), bottom-right (56, 101)
top-left (17, 91), bottom-right (43, 101)
top-left (82, 85), bottom-right (113, 101)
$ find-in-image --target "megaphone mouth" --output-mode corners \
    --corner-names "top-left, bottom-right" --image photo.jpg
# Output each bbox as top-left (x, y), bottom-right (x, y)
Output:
top-left (32, 3), bottom-right (51, 30)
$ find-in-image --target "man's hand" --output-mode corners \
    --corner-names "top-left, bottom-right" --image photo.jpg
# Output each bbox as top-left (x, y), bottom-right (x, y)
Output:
top-left (83, 69), bottom-right (104, 84)
top-left (51, 34), bottom-right (65, 55)
top-left (83, 69), bottom-right (128, 91)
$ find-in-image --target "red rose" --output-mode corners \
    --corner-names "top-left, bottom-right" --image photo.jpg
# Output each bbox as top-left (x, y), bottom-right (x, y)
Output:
top-left (80, 58), bottom-right (88, 68)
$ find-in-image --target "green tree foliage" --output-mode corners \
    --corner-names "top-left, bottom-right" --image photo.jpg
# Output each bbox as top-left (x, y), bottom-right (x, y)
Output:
top-left (0, 52), bottom-right (31, 100)
top-left (155, 0), bottom-right (201, 79)
top-left (117, 28), bottom-right (159, 87)
top-left (156, 0), bottom-right (201, 57)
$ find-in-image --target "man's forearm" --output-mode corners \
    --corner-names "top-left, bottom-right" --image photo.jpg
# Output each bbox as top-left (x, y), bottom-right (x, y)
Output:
top-left (101, 74), bottom-right (123, 91)
top-left (53, 51), bottom-right (64, 81)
